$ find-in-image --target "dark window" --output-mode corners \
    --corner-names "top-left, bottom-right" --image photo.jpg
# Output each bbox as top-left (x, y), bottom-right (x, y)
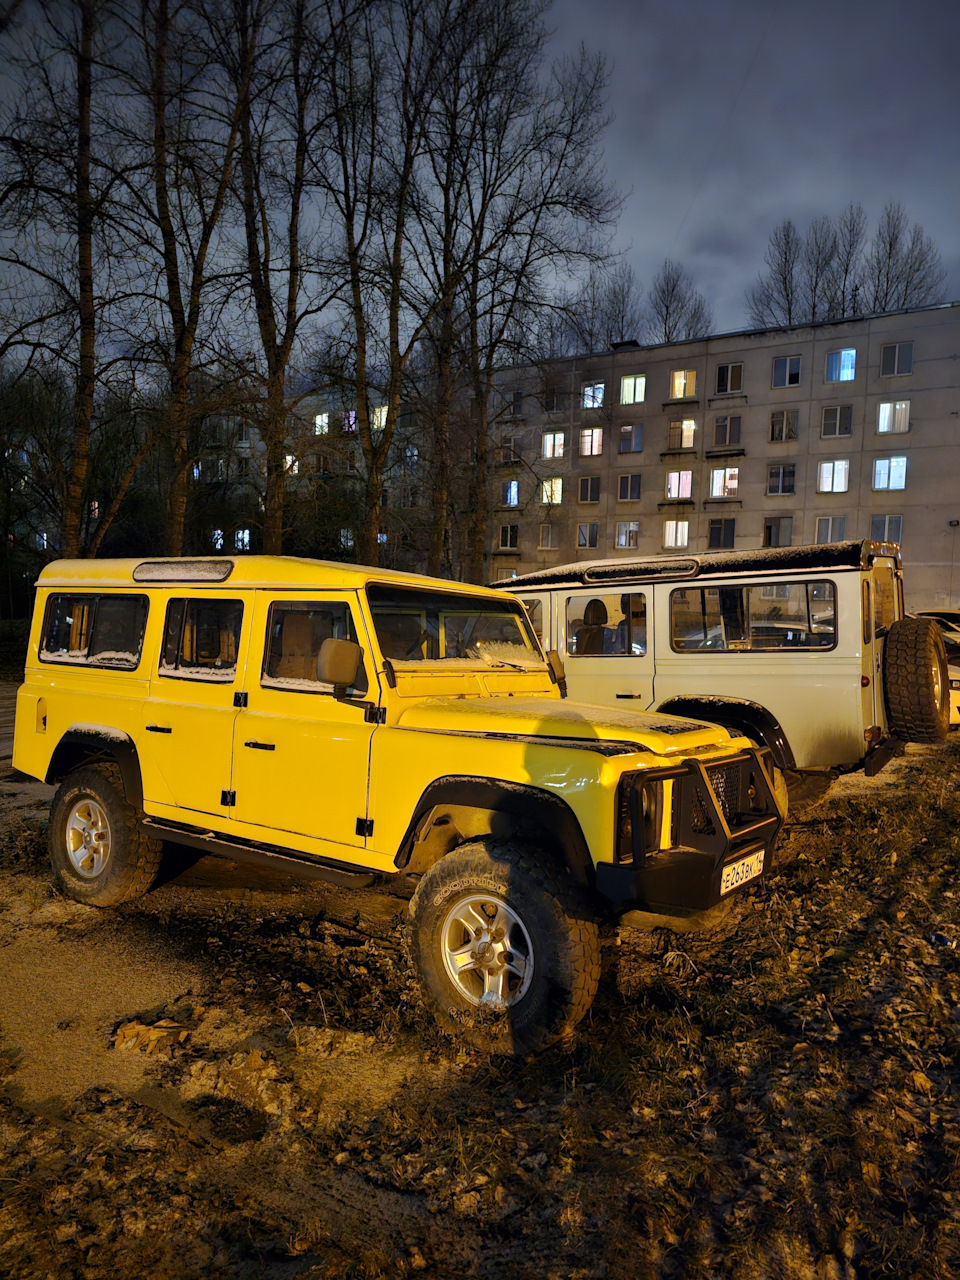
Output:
top-left (510, 391), bottom-right (523, 416)
top-left (770, 410), bottom-right (798, 442)
top-left (579, 476), bottom-right (600, 502)
top-left (160, 598), bottom-right (244, 682)
top-left (618, 473), bottom-right (642, 500)
top-left (708, 518), bottom-right (735, 549)
top-left (871, 513), bottom-right (903, 543)
top-left (714, 415), bottom-right (741, 447)
top-left (763, 516), bottom-right (793, 548)
top-left (40, 593), bottom-right (149, 670)
top-left (767, 463), bottom-right (796, 495)
top-left (772, 356), bottom-right (801, 387)
top-left (880, 342), bottom-right (913, 377)
top-left (619, 424), bottom-right (644, 453)
top-left (821, 405), bottom-right (853, 437)
top-left (716, 363), bottom-right (743, 394)
top-left (577, 523), bottom-right (599, 548)
top-left (499, 524), bottom-right (518, 549)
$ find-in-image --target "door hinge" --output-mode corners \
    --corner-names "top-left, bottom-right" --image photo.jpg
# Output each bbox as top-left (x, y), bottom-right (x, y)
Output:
top-left (233, 691), bottom-right (248, 708)
top-left (355, 817), bottom-right (374, 837)
top-left (221, 789), bottom-right (237, 807)
top-left (364, 705), bottom-right (386, 724)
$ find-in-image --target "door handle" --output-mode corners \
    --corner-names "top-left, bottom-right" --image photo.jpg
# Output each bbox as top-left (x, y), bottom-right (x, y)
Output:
top-left (244, 740), bottom-right (276, 751)
top-left (145, 724), bottom-right (173, 733)
top-left (615, 693), bottom-right (644, 699)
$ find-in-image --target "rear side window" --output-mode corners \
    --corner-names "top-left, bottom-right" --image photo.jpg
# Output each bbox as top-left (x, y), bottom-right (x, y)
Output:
top-left (670, 581), bottom-right (836, 651)
top-left (40, 593), bottom-right (148, 669)
top-left (262, 601), bottom-right (367, 694)
top-left (160, 598), bottom-right (243, 682)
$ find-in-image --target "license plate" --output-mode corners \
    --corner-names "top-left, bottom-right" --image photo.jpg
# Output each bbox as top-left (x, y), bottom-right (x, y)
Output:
top-left (720, 849), bottom-right (765, 895)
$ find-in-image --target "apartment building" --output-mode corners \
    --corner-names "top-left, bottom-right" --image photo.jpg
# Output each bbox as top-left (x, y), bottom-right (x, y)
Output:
top-left (489, 301), bottom-right (960, 608)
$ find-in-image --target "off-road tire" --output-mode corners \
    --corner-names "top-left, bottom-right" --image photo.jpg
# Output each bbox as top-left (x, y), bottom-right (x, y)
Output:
top-left (406, 841), bottom-right (600, 1055)
top-left (883, 616), bottom-right (949, 743)
top-left (49, 763), bottom-right (162, 906)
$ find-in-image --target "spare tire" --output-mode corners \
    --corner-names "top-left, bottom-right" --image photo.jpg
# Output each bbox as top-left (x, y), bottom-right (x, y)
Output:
top-left (883, 616), bottom-right (949, 742)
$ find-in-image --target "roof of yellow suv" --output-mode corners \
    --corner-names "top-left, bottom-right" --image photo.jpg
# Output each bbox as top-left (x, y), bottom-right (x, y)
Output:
top-left (36, 556), bottom-right (505, 599)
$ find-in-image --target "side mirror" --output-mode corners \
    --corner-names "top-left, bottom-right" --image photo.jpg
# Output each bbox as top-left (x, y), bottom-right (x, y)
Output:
top-left (317, 637), bottom-right (362, 695)
top-left (546, 649), bottom-right (567, 698)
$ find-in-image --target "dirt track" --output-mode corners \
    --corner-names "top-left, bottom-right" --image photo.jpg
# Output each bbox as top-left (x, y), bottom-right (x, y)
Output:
top-left (2, 683), bottom-right (960, 1280)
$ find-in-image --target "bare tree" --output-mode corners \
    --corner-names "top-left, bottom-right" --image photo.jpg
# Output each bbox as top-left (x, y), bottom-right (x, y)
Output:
top-left (863, 200), bottom-right (946, 314)
top-left (644, 258), bottom-right (713, 344)
top-left (538, 261), bottom-right (644, 358)
top-left (826, 201), bottom-right (867, 318)
top-left (745, 220), bottom-right (802, 328)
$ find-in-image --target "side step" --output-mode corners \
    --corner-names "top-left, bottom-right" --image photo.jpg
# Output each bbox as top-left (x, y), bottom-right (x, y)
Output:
top-left (141, 819), bottom-right (380, 888)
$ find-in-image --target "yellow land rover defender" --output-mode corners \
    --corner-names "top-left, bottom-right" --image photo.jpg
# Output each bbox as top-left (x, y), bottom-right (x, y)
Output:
top-left (14, 557), bottom-right (784, 1052)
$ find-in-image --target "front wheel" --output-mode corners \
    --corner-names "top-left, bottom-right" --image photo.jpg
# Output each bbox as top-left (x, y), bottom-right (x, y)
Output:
top-left (406, 841), bottom-right (600, 1054)
top-left (49, 763), bottom-right (162, 906)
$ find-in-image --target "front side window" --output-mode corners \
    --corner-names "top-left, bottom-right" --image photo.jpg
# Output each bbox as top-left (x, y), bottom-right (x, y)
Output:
top-left (874, 456), bottom-right (907, 490)
top-left (566, 592), bottom-right (647, 657)
top-left (767, 463), bottom-right (795, 495)
top-left (160, 598), bottom-right (243, 682)
top-left (619, 424), bottom-right (643, 453)
top-left (621, 374), bottom-right (646, 404)
top-left (668, 418), bottom-right (696, 450)
top-left (714, 415), bottom-right (741, 447)
top-left (616, 521), bottom-right (640, 549)
top-left (577, 523), bottom-right (599, 548)
top-left (816, 516), bottom-right (846, 543)
top-left (580, 426), bottom-right (603, 456)
top-left (716, 363), bottom-right (743, 394)
top-left (541, 477), bottom-right (562, 505)
top-left (499, 524), bottom-right (518, 549)
top-left (825, 348), bottom-right (856, 382)
top-left (878, 400), bottom-right (910, 433)
top-left (773, 355), bottom-right (802, 387)
top-left (368, 584), bottom-right (539, 666)
top-left (40, 593), bottom-right (148, 670)
top-left (818, 460), bottom-right (849, 493)
top-left (582, 382), bottom-right (604, 409)
top-left (710, 467), bottom-right (739, 498)
top-left (666, 470), bottom-right (692, 500)
top-left (664, 519), bottom-right (689, 548)
top-left (670, 369), bottom-right (697, 398)
top-left (871, 513), bottom-right (903, 543)
top-left (671, 580), bottom-right (836, 651)
top-left (770, 409), bottom-right (798, 442)
top-left (541, 430), bottom-right (564, 459)
top-left (618, 473), bottom-right (641, 501)
top-left (880, 342), bottom-right (913, 377)
top-left (579, 476), bottom-right (600, 503)
top-left (262, 601), bottom-right (365, 693)
top-left (708, 518), bottom-right (735, 549)
top-left (822, 405), bottom-right (853, 437)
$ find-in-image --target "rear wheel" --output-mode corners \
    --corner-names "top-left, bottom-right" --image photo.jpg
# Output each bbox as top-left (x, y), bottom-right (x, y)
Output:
top-left (407, 841), bottom-right (600, 1054)
top-left (49, 763), bottom-right (162, 906)
top-left (883, 616), bottom-right (949, 743)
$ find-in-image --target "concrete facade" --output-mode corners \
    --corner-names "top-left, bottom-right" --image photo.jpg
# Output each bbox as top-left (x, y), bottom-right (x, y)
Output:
top-left (488, 302), bottom-right (960, 608)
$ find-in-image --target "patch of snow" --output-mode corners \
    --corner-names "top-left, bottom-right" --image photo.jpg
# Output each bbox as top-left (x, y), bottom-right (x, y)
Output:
top-left (69, 723), bottom-right (131, 743)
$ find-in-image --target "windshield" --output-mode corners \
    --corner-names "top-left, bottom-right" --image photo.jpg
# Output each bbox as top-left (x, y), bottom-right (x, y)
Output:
top-left (367, 584), bottom-right (542, 666)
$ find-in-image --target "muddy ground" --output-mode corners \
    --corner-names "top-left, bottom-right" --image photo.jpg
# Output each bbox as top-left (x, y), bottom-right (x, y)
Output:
top-left (1, 728), bottom-right (960, 1279)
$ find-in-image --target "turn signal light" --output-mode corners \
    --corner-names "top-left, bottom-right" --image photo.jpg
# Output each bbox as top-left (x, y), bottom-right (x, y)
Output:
top-left (861, 675), bottom-right (870, 687)
top-left (864, 725), bottom-right (882, 743)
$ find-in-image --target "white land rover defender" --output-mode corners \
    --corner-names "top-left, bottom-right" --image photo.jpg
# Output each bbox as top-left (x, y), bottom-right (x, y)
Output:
top-left (500, 540), bottom-right (948, 783)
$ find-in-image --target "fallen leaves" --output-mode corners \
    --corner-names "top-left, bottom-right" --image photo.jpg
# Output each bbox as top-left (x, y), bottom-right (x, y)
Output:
top-left (113, 1018), bottom-right (191, 1058)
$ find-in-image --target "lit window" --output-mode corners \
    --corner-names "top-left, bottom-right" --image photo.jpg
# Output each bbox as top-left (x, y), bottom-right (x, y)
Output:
top-left (579, 476), bottom-right (600, 503)
top-left (616, 521), bottom-right (640, 549)
top-left (192, 463), bottom-right (202, 481)
top-left (372, 405), bottom-right (387, 430)
top-left (818, 460), bottom-right (849, 493)
top-left (405, 445), bottom-right (419, 465)
top-left (665, 470), bottom-right (692, 500)
top-left (821, 406), bottom-right (853, 437)
top-left (211, 528), bottom-right (224, 550)
top-left (670, 369), bottom-right (697, 398)
top-left (621, 374), bottom-right (646, 404)
top-left (579, 427), bottom-right (603, 456)
top-left (501, 479), bottom-right (519, 506)
top-left (873, 456), bottom-right (907, 490)
top-left (577, 522), bottom-right (599, 548)
top-left (715, 363), bottom-right (742, 394)
top-left (871, 513), bottom-right (902, 542)
top-left (541, 477), bottom-right (563, 505)
top-left (825, 349), bottom-right (856, 382)
top-left (618, 474), bottom-right (641, 501)
top-left (619, 424), bottom-right (643, 453)
top-left (708, 518), bottom-right (735, 548)
top-left (772, 356), bottom-right (801, 387)
top-left (235, 527), bottom-right (251, 551)
top-left (541, 431), bottom-right (564, 458)
top-left (89, 500), bottom-right (99, 519)
top-left (341, 528), bottom-right (354, 549)
top-left (582, 382), bottom-right (604, 409)
top-left (499, 524), bottom-right (518, 549)
top-left (816, 516), bottom-right (846, 543)
top-left (314, 413), bottom-right (329, 435)
top-left (377, 531), bottom-right (388, 544)
top-left (668, 419), bottom-right (696, 449)
top-left (285, 454), bottom-right (299, 475)
top-left (763, 516), bottom-right (793, 548)
top-left (710, 467), bottom-right (739, 498)
top-left (878, 400), bottom-right (910, 433)
top-left (496, 569), bottom-right (518, 580)
top-left (663, 519), bottom-right (689, 548)
top-left (767, 464), bottom-right (795, 496)
top-left (714, 415), bottom-right (741, 447)
top-left (539, 523), bottom-right (557, 549)
top-left (880, 342), bottom-right (913, 377)
top-left (770, 410), bottom-right (798, 442)
top-left (343, 410), bottom-right (357, 432)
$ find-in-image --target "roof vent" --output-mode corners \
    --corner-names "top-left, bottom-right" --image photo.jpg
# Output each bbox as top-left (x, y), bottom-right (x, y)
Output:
top-left (133, 559), bottom-right (234, 583)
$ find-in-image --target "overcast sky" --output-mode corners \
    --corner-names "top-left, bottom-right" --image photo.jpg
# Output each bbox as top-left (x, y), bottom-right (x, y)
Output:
top-left (551, 0), bottom-right (960, 333)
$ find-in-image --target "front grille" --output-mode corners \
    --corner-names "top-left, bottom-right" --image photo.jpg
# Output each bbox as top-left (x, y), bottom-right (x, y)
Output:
top-left (706, 762), bottom-right (740, 824)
